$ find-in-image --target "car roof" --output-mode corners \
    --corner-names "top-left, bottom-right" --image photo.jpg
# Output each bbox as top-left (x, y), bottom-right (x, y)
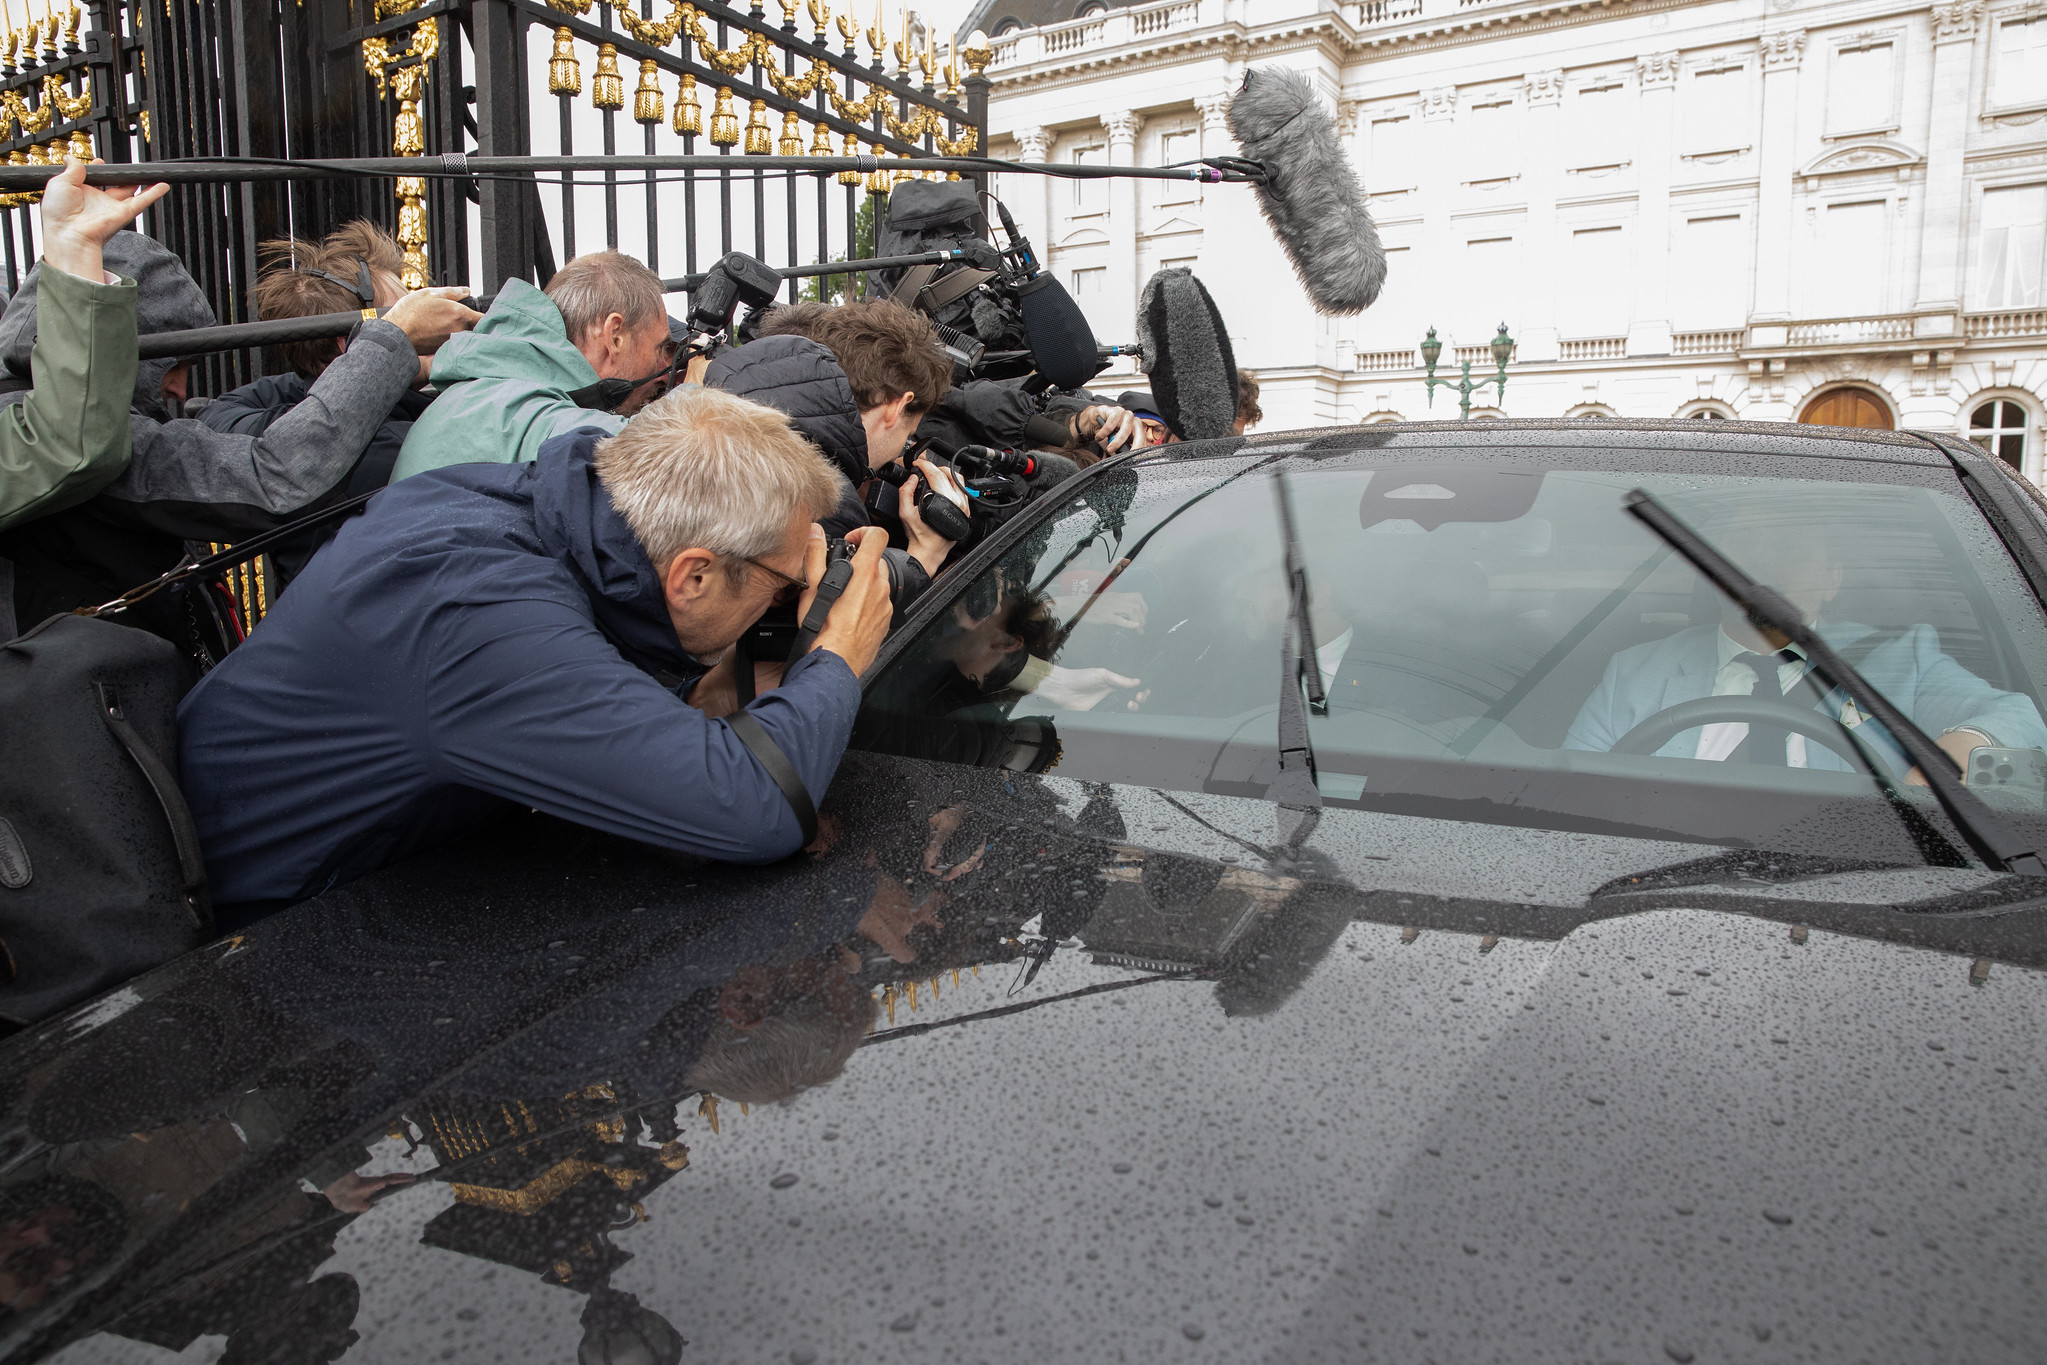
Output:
top-left (1163, 417), bottom-right (1959, 467)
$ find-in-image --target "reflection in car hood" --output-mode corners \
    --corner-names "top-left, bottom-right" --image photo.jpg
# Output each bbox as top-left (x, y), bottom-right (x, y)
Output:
top-left (15, 753), bottom-right (2047, 1364)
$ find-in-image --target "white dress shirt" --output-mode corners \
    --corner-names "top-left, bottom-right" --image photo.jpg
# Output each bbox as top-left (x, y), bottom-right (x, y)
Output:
top-left (1695, 629), bottom-right (1813, 766)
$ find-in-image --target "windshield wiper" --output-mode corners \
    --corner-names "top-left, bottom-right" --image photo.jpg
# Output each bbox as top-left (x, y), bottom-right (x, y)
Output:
top-left (1270, 472), bottom-right (1325, 846)
top-left (1625, 489), bottom-right (2047, 877)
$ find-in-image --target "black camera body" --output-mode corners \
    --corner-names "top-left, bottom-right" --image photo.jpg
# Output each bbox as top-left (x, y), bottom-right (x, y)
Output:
top-left (738, 537), bottom-right (907, 663)
top-left (864, 443), bottom-right (1041, 558)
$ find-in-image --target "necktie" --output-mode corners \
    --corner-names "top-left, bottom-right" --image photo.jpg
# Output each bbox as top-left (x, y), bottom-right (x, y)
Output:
top-left (1732, 649), bottom-right (1795, 766)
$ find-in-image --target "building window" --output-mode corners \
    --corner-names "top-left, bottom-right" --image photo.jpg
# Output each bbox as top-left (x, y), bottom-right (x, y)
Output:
top-left (1993, 18), bottom-right (2047, 109)
top-left (1560, 226), bottom-right (1627, 338)
top-left (1812, 199), bottom-right (1889, 317)
top-left (1461, 236), bottom-right (1520, 336)
top-left (1971, 400), bottom-right (2029, 472)
top-left (1071, 146), bottom-right (1107, 216)
top-left (1369, 115), bottom-right (1417, 195)
top-left (1071, 266), bottom-right (1106, 296)
top-left (1672, 214), bottom-right (1748, 329)
top-left (1828, 41), bottom-right (1897, 135)
top-left (1683, 65), bottom-right (1750, 155)
top-left (1156, 130), bottom-right (1199, 204)
top-left (1975, 183), bottom-right (2047, 310)
top-left (1567, 82), bottom-right (1631, 171)
top-left (1688, 408), bottom-right (1730, 420)
top-left (1458, 98), bottom-right (1517, 183)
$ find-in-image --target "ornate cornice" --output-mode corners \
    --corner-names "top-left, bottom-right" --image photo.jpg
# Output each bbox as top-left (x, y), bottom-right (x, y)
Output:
top-left (1760, 30), bottom-right (1807, 70)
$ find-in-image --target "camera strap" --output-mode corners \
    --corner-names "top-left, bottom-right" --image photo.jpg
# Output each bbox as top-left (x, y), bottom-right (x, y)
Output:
top-left (723, 707), bottom-right (818, 849)
top-left (791, 557), bottom-right (854, 657)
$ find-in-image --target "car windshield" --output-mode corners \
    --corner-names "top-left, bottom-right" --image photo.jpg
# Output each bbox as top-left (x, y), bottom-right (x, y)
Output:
top-left (850, 438), bottom-right (2047, 863)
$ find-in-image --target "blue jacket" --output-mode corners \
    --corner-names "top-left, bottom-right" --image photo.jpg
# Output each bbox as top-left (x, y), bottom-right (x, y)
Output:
top-left (1564, 620), bottom-right (2047, 772)
top-left (178, 429), bottom-right (863, 907)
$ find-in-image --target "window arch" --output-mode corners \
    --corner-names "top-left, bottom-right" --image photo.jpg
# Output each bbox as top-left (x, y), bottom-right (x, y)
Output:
top-left (1798, 385), bottom-right (1894, 430)
top-left (1677, 400), bottom-right (1736, 420)
top-left (1969, 398), bottom-right (2032, 473)
top-left (1564, 403), bottom-right (1619, 420)
top-left (991, 17), bottom-right (1024, 35)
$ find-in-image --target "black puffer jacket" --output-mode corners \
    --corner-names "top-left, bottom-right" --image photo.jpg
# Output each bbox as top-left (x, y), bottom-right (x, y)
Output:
top-left (703, 335), bottom-right (928, 603)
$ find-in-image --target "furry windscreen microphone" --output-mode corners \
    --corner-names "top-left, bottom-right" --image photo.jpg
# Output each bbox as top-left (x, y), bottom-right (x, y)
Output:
top-left (1226, 66), bottom-right (1387, 315)
top-left (1136, 267), bottom-right (1239, 442)
top-left (1017, 274), bottom-right (1101, 389)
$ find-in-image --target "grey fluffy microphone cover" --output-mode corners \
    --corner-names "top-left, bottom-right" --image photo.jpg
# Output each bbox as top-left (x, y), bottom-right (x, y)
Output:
top-left (1136, 267), bottom-right (1239, 443)
top-left (1226, 66), bottom-right (1387, 315)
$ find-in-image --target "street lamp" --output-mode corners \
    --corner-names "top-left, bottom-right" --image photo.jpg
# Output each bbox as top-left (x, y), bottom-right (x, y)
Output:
top-left (1421, 322), bottom-right (1514, 420)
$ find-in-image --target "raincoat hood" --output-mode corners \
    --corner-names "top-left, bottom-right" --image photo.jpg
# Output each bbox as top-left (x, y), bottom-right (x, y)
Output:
top-left (426, 277), bottom-right (598, 391)
top-left (528, 427), bottom-right (693, 677)
top-left (0, 230), bottom-right (214, 420)
top-left (703, 334), bottom-right (869, 485)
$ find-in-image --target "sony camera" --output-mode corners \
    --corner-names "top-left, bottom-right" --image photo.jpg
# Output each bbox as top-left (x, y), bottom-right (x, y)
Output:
top-left (864, 442), bottom-right (1042, 555)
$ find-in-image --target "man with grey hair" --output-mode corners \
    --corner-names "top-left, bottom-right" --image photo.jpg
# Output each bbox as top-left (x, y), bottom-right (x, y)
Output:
top-left (391, 249), bottom-right (676, 481)
top-left (179, 386), bottom-right (897, 919)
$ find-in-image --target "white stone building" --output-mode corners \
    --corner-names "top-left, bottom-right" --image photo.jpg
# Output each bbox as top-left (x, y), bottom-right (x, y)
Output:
top-left (970, 0), bottom-right (2047, 481)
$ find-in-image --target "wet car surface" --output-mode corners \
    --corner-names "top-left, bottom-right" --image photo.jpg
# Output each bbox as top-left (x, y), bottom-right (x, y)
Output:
top-left (11, 420), bottom-right (2047, 1363)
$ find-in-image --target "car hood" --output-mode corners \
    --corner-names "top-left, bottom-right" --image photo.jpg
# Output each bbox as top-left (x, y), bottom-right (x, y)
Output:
top-left (21, 755), bottom-right (2047, 1364)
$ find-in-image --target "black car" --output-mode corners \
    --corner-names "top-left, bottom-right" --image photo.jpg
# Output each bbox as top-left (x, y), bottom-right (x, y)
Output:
top-left (11, 419), bottom-right (2047, 1364)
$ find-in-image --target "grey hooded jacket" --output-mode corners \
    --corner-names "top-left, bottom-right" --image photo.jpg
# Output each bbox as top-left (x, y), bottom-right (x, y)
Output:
top-left (0, 231), bottom-right (421, 638)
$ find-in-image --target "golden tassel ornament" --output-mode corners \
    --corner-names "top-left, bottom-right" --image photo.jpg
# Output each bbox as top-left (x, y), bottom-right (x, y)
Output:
top-left (708, 87), bottom-right (740, 146)
top-left (742, 98), bottom-right (770, 154)
top-left (672, 72), bottom-right (701, 135)
top-left (547, 27), bottom-right (581, 95)
top-left (591, 43), bottom-right (623, 110)
top-left (633, 59), bottom-right (663, 124)
top-left (837, 132), bottom-right (862, 183)
top-left (777, 108), bottom-right (802, 156)
top-left (808, 119), bottom-right (833, 155)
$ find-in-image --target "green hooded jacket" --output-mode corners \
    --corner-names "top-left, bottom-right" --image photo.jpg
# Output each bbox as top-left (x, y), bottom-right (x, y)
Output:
top-left (0, 266), bottom-right (140, 533)
top-left (390, 278), bottom-right (624, 482)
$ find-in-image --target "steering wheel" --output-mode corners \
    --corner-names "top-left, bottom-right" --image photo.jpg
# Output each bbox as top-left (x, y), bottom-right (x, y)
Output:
top-left (1611, 695), bottom-right (1870, 770)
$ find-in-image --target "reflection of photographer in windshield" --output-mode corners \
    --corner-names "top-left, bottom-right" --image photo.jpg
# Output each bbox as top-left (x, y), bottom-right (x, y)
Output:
top-left (1566, 523), bottom-right (2047, 780)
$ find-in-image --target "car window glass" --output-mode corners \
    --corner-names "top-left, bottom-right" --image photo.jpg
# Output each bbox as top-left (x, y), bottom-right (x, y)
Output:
top-left (849, 446), bottom-right (2047, 854)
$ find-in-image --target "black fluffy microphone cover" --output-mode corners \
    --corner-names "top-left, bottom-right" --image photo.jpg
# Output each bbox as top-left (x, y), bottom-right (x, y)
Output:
top-left (1017, 273), bottom-right (1101, 390)
top-left (1136, 267), bottom-right (1238, 443)
top-left (1226, 66), bottom-right (1387, 315)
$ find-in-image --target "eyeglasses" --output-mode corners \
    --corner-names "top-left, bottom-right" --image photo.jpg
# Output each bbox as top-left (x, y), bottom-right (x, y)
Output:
top-left (741, 556), bottom-right (808, 603)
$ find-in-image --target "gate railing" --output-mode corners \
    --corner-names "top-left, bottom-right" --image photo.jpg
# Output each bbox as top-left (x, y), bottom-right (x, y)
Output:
top-left (0, 0), bottom-right (990, 394)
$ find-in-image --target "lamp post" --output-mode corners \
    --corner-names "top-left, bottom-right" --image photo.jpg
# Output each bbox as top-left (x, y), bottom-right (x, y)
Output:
top-left (1421, 323), bottom-right (1514, 420)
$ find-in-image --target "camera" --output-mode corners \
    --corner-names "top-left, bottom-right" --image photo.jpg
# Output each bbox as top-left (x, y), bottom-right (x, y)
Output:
top-left (736, 537), bottom-right (908, 664)
top-left (951, 444), bottom-right (1039, 480)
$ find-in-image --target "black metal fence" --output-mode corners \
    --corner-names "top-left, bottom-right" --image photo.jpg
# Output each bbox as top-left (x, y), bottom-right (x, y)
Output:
top-left (0, 0), bottom-right (987, 394)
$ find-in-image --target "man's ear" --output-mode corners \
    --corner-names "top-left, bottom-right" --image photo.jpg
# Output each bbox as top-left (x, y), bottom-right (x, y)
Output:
top-left (662, 547), bottom-right (720, 612)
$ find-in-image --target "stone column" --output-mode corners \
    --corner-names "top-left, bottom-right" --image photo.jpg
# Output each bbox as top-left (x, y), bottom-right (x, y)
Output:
top-left (1102, 110), bottom-right (1145, 343)
top-left (1417, 84), bottom-right (1458, 362)
top-left (1913, 2), bottom-right (1984, 320)
top-left (1519, 69), bottom-right (1565, 364)
top-left (1014, 125), bottom-right (1054, 269)
top-left (1628, 51), bottom-right (1679, 357)
top-left (1751, 31), bottom-right (1806, 327)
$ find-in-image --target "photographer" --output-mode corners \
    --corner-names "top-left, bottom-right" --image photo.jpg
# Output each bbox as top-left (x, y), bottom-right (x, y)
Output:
top-left (391, 249), bottom-right (675, 482)
top-left (178, 386), bottom-right (895, 917)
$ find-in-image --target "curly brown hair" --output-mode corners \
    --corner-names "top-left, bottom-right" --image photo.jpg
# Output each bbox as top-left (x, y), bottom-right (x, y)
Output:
top-left (756, 298), bottom-right (951, 415)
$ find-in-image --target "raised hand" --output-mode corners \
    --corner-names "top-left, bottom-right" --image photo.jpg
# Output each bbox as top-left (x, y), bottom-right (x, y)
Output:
top-left (39, 157), bottom-right (170, 281)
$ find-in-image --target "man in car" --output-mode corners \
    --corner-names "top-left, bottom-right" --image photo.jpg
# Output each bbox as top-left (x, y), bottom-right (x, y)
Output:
top-left (390, 248), bottom-right (675, 480)
top-left (178, 385), bottom-right (896, 918)
top-left (1564, 524), bottom-right (2047, 778)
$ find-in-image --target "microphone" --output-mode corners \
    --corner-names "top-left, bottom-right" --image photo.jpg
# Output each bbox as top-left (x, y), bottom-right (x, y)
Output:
top-left (1016, 273), bottom-right (1102, 390)
top-left (1135, 267), bottom-right (1239, 442)
top-left (1226, 66), bottom-right (1387, 315)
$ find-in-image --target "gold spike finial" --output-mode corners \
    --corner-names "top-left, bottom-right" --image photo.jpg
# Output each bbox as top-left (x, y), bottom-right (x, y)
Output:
top-left (699, 1094), bottom-right (721, 1134)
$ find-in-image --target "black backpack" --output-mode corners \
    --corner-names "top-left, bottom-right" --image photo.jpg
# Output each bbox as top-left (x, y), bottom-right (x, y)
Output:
top-left (0, 491), bottom-right (377, 1029)
top-left (0, 613), bottom-right (208, 1026)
